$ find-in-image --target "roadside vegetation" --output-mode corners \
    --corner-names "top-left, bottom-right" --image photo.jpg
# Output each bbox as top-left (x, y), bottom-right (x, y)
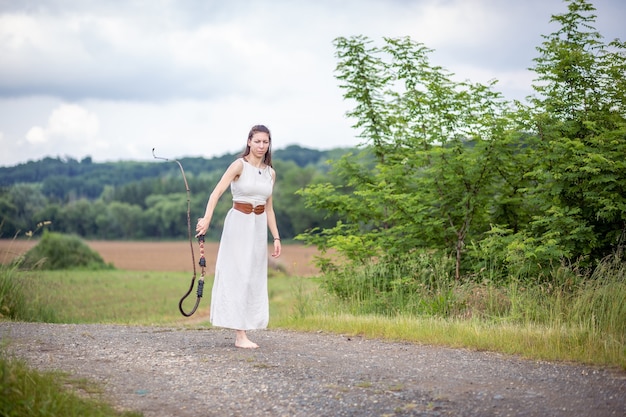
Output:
top-left (293, 0), bottom-right (626, 367)
top-left (0, 344), bottom-right (142, 417)
top-left (279, 251), bottom-right (626, 368)
top-left (1, 1), bottom-right (624, 416)
top-left (2, 242), bottom-right (624, 369)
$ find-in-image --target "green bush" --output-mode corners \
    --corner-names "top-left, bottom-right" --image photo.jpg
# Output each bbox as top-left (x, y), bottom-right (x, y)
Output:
top-left (17, 232), bottom-right (113, 270)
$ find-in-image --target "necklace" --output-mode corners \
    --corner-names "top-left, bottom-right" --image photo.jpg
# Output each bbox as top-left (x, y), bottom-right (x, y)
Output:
top-left (244, 157), bottom-right (263, 174)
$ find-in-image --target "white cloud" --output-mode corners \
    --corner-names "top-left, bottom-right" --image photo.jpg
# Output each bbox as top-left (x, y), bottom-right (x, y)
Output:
top-left (25, 104), bottom-right (100, 146)
top-left (25, 126), bottom-right (47, 144)
top-left (48, 104), bottom-right (99, 139)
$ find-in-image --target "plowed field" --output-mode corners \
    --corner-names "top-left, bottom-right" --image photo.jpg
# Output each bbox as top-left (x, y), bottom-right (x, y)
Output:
top-left (0, 240), bottom-right (321, 276)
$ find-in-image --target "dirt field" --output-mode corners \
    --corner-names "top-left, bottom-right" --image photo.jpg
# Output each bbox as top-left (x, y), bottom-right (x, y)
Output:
top-left (0, 239), bottom-right (322, 276)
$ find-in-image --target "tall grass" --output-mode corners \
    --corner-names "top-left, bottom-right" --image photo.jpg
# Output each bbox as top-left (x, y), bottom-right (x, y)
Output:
top-left (282, 250), bottom-right (626, 368)
top-left (571, 253), bottom-right (626, 337)
top-left (319, 252), bottom-right (457, 316)
top-left (0, 262), bottom-right (57, 323)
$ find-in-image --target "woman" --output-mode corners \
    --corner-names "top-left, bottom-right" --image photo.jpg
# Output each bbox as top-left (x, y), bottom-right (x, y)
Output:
top-left (195, 124), bottom-right (281, 349)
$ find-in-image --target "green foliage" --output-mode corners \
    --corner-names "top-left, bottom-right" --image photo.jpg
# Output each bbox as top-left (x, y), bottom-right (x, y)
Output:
top-left (467, 225), bottom-right (570, 283)
top-left (18, 232), bottom-right (113, 270)
top-left (298, 35), bottom-right (512, 279)
top-left (273, 160), bottom-right (338, 239)
top-left (0, 346), bottom-right (142, 417)
top-left (96, 201), bottom-right (145, 239)
top-left (521, 0), bottom-right (626, 264)
top-left (0, 184), bottom-right (48, 237)
top-left (299, 0), bottom-right (626, 285)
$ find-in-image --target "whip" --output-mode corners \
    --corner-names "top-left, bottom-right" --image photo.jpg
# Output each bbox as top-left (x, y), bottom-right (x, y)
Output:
top-left (152, 148), bottom-right (205, 317)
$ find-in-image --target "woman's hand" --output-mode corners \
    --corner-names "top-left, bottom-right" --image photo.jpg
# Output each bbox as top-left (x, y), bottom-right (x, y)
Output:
top-left (271, 239), bottom-right (281, 258)
top-left (195, 218), bottom-right (209, 238)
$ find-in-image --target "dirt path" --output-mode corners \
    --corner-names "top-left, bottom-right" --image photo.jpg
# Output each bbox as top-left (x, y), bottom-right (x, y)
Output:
top-left (2, 322), bottom-right (624, 417)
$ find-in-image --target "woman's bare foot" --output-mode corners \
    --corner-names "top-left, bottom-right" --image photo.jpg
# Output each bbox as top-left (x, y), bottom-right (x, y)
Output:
top-left (235, 330), bottom-right (259, 349)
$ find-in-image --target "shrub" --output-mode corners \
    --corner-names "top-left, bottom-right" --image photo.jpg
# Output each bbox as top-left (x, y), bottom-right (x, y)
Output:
top-left (17, 232), bottom-right (113, 270)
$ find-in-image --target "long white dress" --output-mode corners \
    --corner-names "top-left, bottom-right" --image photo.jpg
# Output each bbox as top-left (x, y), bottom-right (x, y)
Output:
top-left (210, 158), bottom-right (274, 330)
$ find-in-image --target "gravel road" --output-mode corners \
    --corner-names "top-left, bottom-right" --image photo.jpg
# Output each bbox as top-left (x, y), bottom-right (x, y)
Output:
top-left (1, 322), bottom-right (624, 416)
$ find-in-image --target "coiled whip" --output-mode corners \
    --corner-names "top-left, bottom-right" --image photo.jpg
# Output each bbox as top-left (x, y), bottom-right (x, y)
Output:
top-left (152, 148), bottom-right (205, 317)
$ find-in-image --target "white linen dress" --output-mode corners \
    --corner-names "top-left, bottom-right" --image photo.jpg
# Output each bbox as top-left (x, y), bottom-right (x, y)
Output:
top-left (210, 158), bottom-right (274, 330)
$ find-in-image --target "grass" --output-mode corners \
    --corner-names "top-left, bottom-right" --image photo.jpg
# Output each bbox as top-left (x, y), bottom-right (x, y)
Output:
top-left (16, 270), bottom-right (209, 325)
top-left (278, 312), bottom-right (625, 367)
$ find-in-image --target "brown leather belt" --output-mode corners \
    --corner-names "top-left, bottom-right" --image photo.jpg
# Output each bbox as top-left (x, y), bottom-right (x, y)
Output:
top-left (233, 202), bottom-right (265, 215)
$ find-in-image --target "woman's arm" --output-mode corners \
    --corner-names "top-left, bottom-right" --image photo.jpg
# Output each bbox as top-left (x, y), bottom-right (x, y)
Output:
top-left (266, 169), bottom-right (281, 258)
top-left (195, 159), bottom-right (243, 237)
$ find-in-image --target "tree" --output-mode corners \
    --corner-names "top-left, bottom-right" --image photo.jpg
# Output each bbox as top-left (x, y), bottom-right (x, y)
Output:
top-left (298, 36), bottom-right (512, 279)
top-left (95, 202), bottom-right (144, 239)
top-left (518, 0), bottom-right (626, 265)
top-left (273, 160), bottom-right (337, 240)
top-left (0, 184), bottom-right (48, 236)
top-left (57, 199), bottom-right (100, 237)
top-left (144, 194), bottom-right (190, 239)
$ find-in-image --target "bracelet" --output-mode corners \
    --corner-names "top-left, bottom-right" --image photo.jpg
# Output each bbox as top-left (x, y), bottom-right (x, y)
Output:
top-left (274, 238), bottom-right (280, 241)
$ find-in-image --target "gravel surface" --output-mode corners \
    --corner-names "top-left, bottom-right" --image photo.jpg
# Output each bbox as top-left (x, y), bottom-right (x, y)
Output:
top-left (1, 322), bottom-right (624, 416)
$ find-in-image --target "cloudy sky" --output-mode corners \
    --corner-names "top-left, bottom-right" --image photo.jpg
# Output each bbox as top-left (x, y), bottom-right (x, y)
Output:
top-left (0, 0), bottom-right (623, 167)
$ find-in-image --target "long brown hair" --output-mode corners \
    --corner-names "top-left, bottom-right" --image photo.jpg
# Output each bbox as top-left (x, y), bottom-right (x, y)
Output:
top-left (241, 124), bottom-right (273, 167)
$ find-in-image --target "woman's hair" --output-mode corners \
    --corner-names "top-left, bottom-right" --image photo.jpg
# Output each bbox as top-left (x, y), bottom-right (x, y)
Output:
top-left (241, 124), bottom-right (273, 167)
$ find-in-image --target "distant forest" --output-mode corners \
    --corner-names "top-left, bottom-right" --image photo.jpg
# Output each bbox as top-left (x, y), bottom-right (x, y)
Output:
top-left (0, 145), bottom-right (352, 241)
